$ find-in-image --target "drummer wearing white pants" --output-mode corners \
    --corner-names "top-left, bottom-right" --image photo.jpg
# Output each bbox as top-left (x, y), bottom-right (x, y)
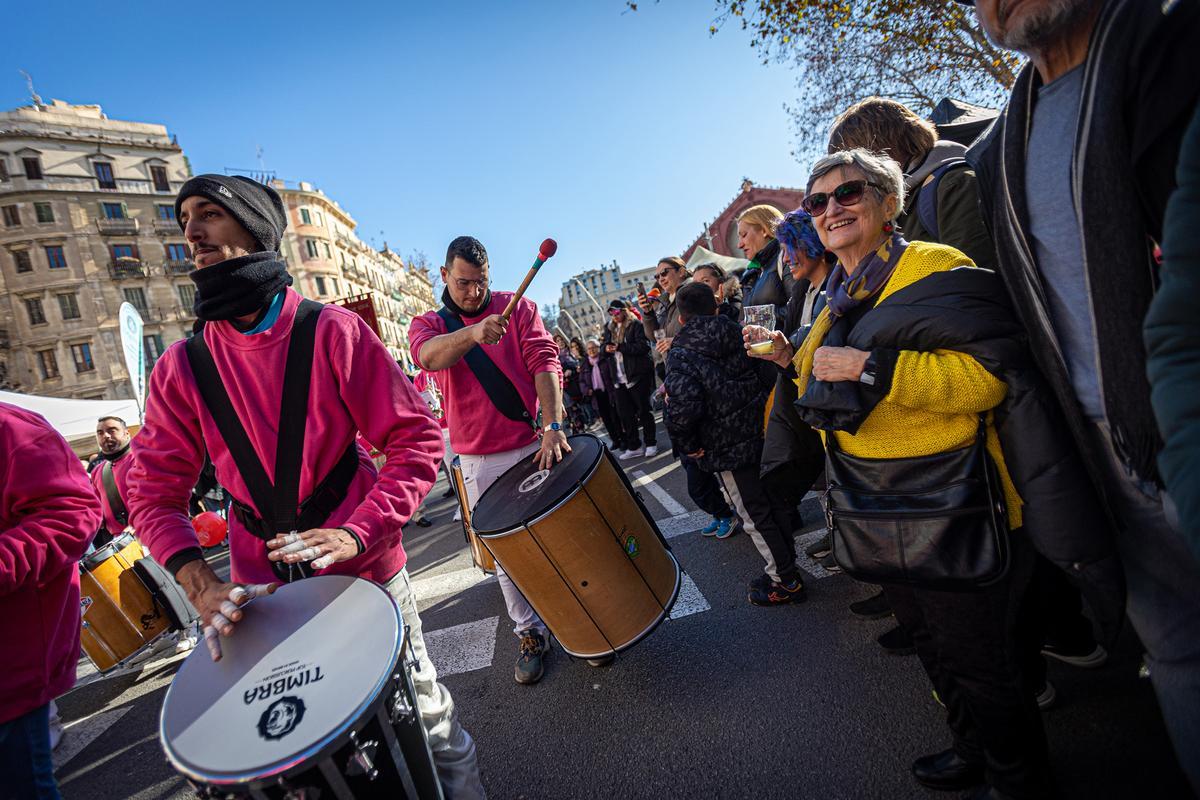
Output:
top-left (409, 235), bottom-right (571, 685)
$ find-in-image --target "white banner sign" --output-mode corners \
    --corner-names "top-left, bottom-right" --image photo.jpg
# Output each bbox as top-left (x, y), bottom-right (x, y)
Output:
top-left (118, 302), bottom-right (145, 420)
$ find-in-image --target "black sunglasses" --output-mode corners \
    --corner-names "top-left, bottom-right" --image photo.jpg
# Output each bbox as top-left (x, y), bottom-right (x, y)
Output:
top-left (801, 179), bottom-right (886, 217)
top-left (655, 266), bottom-right (680, 280)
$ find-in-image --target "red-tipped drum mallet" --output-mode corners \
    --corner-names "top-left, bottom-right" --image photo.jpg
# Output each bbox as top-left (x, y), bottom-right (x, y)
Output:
top-left (502, 238), bottom-right (558, 321)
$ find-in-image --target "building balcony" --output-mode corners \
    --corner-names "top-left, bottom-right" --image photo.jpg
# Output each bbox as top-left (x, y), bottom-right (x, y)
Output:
top-left (96, 218), bottom-right (140, 235)
top-left (164, 259), bottom-right (194, 275)
top-left (108, 258), bottom-right (146, 279)
top-left (153, 219), bottom-right (180, 235)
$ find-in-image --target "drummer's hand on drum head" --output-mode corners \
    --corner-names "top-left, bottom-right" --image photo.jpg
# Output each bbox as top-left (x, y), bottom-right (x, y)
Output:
top-left (267, 527), bottom-right (362, 571)
top-left (175, 560), bottom-right (275, 662)
top-left (533, 429), bottom-right (571, 470)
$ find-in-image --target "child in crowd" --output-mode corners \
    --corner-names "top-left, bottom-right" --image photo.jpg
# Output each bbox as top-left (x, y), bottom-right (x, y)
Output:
top-left (663, 282), bottom-right (807, 605)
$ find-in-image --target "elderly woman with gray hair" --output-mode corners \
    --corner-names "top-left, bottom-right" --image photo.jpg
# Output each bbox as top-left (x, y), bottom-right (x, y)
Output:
top-left (778, 147), bottom-right (1110, 799)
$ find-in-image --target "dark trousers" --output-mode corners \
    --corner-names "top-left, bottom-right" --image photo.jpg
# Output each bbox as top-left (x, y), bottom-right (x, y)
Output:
top-left (0, 703), bottom-right (59, 800)
top-left (681, 455), bottom-right (732, 519)
top-left (884, 537), bottom-right (1054, 798)
top-left (613, 380), bottom-right (656, 450)
top-left (718, 464), bottom-right (800, 583)
top-left (593, 389), bottom-right (623, 448)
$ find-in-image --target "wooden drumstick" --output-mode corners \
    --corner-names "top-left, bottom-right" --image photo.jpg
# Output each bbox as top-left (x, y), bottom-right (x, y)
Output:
top-left (502, 238), bottom-right (558, 321)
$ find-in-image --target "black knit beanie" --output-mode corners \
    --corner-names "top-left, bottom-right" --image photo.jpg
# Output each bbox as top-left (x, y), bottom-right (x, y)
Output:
top-left (175, 174), bottom-right (288, 252)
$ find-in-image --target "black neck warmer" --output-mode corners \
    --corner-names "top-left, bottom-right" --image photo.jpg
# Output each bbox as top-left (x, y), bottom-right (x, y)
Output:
top-left (101, 442), bottom-right (131, 462)
top-left (190, 252), bottom-right (293, 321)
top-left (441, 287), bottom-right (492, 318)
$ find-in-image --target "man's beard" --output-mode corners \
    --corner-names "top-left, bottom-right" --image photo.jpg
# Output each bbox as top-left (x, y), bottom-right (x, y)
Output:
top-left (989, 0), bottom-right (1098, 54)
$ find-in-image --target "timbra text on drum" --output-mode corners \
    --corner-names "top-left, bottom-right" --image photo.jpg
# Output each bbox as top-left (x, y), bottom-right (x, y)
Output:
top-left (160, 576), bottom-right (443, 799)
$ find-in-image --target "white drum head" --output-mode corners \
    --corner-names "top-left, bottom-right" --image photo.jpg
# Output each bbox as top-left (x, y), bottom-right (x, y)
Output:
top-left (160, 575), bottom-right (402, 784)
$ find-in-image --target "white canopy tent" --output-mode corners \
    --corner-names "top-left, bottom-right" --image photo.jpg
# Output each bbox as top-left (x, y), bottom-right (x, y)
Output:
top-left (684, 246), bottom-right (751, 275)
top-left (0, 390), bottom-right (140, 454)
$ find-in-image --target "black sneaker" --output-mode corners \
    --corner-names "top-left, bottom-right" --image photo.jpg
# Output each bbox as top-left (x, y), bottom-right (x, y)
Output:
top-left (749, 575), bottom-right (807, 606)
top-left (806, 532), bottom-right (833, 558)
top-left (818, 551), bottom-right (842, 573)
top-left (514, 631), bottom-right (549, 685)
top-left (877, 624), bottom-right (916, 655)
top-left (849, 590), bottom-right (892, 620)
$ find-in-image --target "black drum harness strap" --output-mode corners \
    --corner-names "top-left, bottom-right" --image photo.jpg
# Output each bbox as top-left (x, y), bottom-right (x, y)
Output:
top-left (437, 307), bottom-right (537, 432)
top-left (101, 460), bottom-right (128, 528)
top-left (185, 299), bottom-right (358, 582)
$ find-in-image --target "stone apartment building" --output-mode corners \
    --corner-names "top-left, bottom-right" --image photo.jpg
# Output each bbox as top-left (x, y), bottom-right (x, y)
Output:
top-left (557, 261), bottom-right (656, 341)
top-left (0, 99), bottom-right (194, 399)
top-left (273, 179), bottom-right (435, 370)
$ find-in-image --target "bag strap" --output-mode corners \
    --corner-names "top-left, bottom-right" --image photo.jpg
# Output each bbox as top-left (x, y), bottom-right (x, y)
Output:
top-left (184, 299), bottom-right (324, 533)
top-left (101, 461), bottom-right (128, 527)
top-left (437, 307), bottom-right (536, 430)
top-left (915, 159), bottom-right (968, 241)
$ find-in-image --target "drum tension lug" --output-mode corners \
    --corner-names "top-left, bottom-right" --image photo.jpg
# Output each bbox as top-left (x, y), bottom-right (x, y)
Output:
top-left (347, 729), bottom-right (380, 780)
top-left (389, 674), bottom-right (415, 724)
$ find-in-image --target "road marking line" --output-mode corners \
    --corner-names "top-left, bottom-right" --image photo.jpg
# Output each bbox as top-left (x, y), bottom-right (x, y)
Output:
top-left (794, 528), bottom-right (837, 579)
top-left (631, 470), bottom-right (688, 516)
top-left (631, 460), bottom-right (680, 486)
top-left (658, 510), bottom-right (711, 539)
top-left (53, 707), bottom-right (132, 771)
top-left (411, 566), bottom-right (496, 601)
top-left (670, 573), bottom-right (710, 619)
top-left (425, 616), bottom-right (500, 678)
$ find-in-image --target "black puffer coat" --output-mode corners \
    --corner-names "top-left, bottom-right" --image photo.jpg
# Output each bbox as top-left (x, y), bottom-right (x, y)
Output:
top-left (600, 320), bottom-right (654, 389)
top-left (664, 314), bottom-right (775, 472)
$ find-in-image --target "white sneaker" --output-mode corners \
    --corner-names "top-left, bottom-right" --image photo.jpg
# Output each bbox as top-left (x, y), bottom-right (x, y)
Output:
top-left (175, 633), bottom-right (197, 654)
top-left (644, 445), bottom-right (659, 457)
top-left (619, 448), bottom-right (644, 460)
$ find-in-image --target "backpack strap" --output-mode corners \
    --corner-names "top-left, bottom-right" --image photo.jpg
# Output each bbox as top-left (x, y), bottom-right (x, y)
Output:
top-left (437, 307), bottom-right (536, 430)
top-left (915, 159), bottom-right (968, 241)
top-left (101, 461), bottom-right (128, 527)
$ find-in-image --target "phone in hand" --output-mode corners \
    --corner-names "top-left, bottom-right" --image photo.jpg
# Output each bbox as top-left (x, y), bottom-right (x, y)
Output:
top-left (636, 281), bottom-right (647, 299)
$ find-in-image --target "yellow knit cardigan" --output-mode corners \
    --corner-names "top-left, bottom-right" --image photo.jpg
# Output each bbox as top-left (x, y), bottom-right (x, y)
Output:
top-left (798, 241), bottom-right (1023, 528)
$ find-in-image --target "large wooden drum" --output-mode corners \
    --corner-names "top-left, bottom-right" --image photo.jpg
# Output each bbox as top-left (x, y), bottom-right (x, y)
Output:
top-left (472, 434), bottom-right (680, 658)
top-left (449, 456), bottom-right (496, 574)
top-left (79, 532), bottom-right (172, 672)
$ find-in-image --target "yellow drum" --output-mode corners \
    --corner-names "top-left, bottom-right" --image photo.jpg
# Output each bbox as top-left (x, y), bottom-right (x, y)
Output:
top-left (472, 434), bottom-right (680, 659)
top-left (450, 456), bottom-right (496, 575)
top-left (79, 532), bottom-right (171, 672)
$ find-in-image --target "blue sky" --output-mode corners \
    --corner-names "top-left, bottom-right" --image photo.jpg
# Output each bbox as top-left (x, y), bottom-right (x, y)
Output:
top-left (5, 1), bottom-right (811, 308)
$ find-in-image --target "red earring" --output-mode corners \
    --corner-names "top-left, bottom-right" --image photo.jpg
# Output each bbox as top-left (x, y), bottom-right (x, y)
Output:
top-left (883, 220), bottom-right (894, 234)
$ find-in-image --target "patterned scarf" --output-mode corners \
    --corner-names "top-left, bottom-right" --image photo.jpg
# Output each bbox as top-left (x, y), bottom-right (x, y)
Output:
top-left (793, 233), bottom-right (907, 390)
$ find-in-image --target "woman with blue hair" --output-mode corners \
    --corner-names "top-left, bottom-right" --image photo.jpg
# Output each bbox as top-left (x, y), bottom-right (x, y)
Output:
top-left (738, 208), bottom-right (838, 603)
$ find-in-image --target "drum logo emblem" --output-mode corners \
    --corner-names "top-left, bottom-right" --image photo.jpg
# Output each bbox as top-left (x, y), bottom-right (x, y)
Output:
top-left (518, 470), bottom-right (550, 494)
top-left (79, 596), bottom-right (93, 614)
top-left (624, 535), bottom-right (640, 559)
top-left (257, 696), bottom-right (307, 741)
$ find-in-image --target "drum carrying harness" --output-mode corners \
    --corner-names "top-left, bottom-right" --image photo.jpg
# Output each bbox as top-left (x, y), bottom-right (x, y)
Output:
top-left (185, 299), bottom-right (359, 582)
top-left (437, 307), bottom-right (537, 431)
top-left (101, 461), bottom-right (128, 528)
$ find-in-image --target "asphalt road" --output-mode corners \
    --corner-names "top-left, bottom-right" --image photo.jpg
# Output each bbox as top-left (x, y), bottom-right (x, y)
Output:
top-left (53, 425), bottom-right (1192, 800)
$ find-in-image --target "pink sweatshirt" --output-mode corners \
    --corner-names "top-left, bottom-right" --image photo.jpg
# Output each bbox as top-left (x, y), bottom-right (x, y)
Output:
top-left (90, 447), bottom-right (135, 535)
top-left (127, 289), bottom-right (443, 585)
top-left (1, 402), bottom-right (101, 723)
top-left (408, 293), bottom-right (560, 455)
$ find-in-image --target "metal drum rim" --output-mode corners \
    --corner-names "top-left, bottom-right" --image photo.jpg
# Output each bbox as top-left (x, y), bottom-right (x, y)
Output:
top-left (473, 433), bottom-right (604, 538)
top-left (81, 531), bottom-right (139, 571)
top-left (158, 575), bottom-right (405, 786)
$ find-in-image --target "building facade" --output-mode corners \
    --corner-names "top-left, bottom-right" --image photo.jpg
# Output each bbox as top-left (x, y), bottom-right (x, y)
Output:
top-left (557, 261), bottom-right (656, 341)
top-left (0, 99), bottom-right (194, 399)
top-left (273, 180), bottom-right (433, 370)
top-left (682, 179), bottom-right (806, 261)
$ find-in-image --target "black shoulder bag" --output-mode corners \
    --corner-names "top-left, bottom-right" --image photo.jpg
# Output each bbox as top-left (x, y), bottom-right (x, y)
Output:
top-left (185, 300), bottom-right (360, 582)
top-left (436, 307), bottom-right (537, 431)
top-left (823, 415), bottom-right (1010, 590)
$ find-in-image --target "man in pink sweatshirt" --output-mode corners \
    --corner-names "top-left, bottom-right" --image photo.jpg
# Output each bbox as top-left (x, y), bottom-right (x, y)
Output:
top-left (125, 175), bottom-right (484, 798)
top-left (409, 235), bottom-right (570, 685)
top-left (0, 402), bottom-right (101, 799)
top-left (90, 415), bottom-right (133, 546)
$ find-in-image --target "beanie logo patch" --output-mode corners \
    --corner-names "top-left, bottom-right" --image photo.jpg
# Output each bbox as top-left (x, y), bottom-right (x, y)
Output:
top-left (218, 185), bottom-right (234, 199)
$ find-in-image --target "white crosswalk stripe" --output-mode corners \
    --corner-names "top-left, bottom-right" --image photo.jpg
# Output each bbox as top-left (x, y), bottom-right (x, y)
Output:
top-left (425, 616), bottom-right (501, 678)
top-left (669, 573), bottom-right (710, 619)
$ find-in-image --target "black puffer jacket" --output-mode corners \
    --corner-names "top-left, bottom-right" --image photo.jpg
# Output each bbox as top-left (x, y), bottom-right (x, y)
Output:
top-left (600, 320), bottom-right (654, 389)
top-left (664, 314), bottom-right (775, 472)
